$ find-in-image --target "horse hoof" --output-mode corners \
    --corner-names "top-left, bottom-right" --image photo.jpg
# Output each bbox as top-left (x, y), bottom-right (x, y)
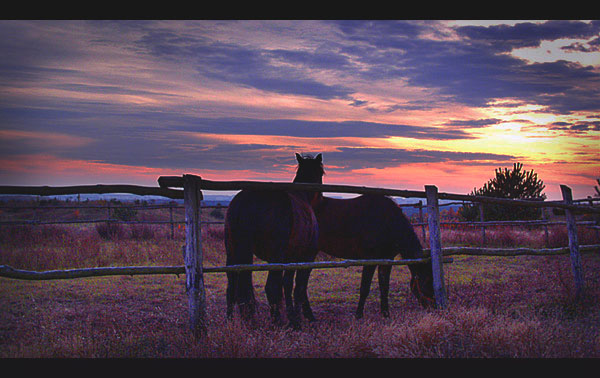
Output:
top-left (303, 311), bottom-right (317, 322)
top-left (270, 310), bottom-right (283, 325)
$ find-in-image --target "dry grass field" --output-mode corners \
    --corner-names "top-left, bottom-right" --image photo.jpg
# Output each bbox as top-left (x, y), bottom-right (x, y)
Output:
top-left (1, 202), bottom-right (599, 358)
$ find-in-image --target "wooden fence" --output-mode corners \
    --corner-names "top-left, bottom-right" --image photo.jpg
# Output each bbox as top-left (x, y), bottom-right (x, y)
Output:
top-left (2, 194), bottom-right (597, 246)
top-left (0, 202), bottom-right (227, 240)
top-left (1, 176), bottom-right (599, 338)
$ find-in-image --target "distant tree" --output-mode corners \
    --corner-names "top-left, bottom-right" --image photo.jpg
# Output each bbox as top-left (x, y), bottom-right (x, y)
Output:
top-left (110, 199), bottom-right (137, 221)
top-left (458, 163), bottom-right (546, 221)
top-left (112, 206), bottom-right (137, 221)
top-left (210, 203), bottom-right (225, 220)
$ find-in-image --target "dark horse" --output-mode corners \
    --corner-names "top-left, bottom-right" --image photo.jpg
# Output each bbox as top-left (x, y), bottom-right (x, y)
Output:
top-left (224, 153), bottom-right (323, 328)
top-left (308, 156), bottom-right (436, 318)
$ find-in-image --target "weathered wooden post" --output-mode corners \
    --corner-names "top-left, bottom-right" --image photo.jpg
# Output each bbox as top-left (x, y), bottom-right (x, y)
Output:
top-left (183, 174), bottom-right (207, 337)
top-left (541, 206), bottom-right (550, 247)
top-left (560, 185), bottom-right (584, 300)
top-left (169, 204), bottom-right (175, 240)
top-left (588, 196), bottom-right (600, 242)
top-left (425, 185), bottom-right (448, 309)
top-left (106, 200), bottom-right (111, 226)
top-left (418, 200), bottom-right (426, 243)
top-left (478, 203), bottom-right (486, 246)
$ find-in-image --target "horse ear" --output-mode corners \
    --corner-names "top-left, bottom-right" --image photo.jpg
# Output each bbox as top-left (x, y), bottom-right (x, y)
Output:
top-left (296, 153), bottom-right (303, 162)
top-left (316, 153), bottom-right (322, 162)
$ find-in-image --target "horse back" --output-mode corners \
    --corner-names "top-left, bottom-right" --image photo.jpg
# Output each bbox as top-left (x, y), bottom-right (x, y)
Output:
top-left (314, 194), bottom-right (422, 259)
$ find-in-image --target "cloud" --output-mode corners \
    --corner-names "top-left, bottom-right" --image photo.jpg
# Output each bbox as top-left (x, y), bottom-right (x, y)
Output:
top-left (333, 20), bottom-right (600, 113)
top-left (50, 83), bottom-right (183, 98)
top-left (319, 147), bottom-right (516, 171)
top-left (455, 20), bottom-right (600, 52)
top-left (133, 27), bottom-right (355, 100)
top-left (0, 130), bottom-right (94, 157)
top-left (442, 118), bottom-right (503, 128)
top-left (0, 20), bottom-right (597, 195)
top-left (0, 104), bottom-right (504, 174)
top-left (561, 36), bottom-right (600, 53)
top-left (173, 118), bottom-right (475, 140)
top-left (547, 120), bottom-right (600, 134)
top-left (4, 20), bottom-right (599, 117)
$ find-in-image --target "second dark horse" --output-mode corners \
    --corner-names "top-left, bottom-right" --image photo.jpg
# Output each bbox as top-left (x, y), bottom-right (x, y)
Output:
top-left (312, 193), bottom-right (436, 318)
top-left (224, 153), bottom-right (323, 328)
top-left (305, 155), bottom-right (436, 317)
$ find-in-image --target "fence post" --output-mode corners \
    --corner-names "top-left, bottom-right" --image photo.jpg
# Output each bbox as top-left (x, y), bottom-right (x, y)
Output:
top-left (588, 196), bottom-right (600, 242)
top-left (169, 204), bottom-right (174, 240)
top-left (425, 185), bottom-right (448, 309)
top-left (560, 185), bottom-right (584, 300)
top-left (478, 203), bottom-right (486, 246)
top-left (541, 206), bottom-right (549, 247)
top-left (418, 200), bottom-right (426, 243)
top-left (183, 174), bottom-right (207, 337)
top-left (106, 201), bottom-right (111, 228)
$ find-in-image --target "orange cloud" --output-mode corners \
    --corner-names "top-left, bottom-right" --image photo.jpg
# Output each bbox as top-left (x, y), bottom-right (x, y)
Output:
top-left (0, 130), bottom-right (94, 148)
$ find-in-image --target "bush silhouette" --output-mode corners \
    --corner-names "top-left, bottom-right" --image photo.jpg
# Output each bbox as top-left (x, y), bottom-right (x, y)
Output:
top-left (459, 163), bottom-right (546, 221)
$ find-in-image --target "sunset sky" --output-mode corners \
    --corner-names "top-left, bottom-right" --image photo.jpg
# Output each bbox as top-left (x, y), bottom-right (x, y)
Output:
top-left (0, 20), bottom-right (598, 200)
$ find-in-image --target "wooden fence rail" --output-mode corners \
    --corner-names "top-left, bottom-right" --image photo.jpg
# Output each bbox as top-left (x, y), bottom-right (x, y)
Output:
top-left (157, 176), bottom-right (600, 213)
top-left (0, 256), bottom-right (453, 280)
top-left (4, 244), bottom-right (599, 281)
top-left (0, 184), bottom-right (183, 199)
top-left (1, 176), bottom-right (599, 337)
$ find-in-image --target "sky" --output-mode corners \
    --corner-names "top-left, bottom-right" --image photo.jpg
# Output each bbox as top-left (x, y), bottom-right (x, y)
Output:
top-left (0, 20), bottom-right (599, 200)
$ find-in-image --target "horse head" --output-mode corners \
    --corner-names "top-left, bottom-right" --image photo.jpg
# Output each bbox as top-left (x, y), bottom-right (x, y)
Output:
top-left (409, 263), bottom-right (436, 308)
top-left (294, 153), bottom-right (324, 184)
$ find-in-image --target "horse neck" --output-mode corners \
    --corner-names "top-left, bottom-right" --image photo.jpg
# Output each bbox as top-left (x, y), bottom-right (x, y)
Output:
top-left (402, 232), bottom-right (424, 259)
top-left (292, 174), bottom-right (322, 205)
top-left (394, 210), bottom-right (425, 260)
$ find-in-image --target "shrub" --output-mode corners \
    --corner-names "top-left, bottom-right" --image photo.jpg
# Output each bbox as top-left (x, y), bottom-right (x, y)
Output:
top-left (129, 224), bottom-right (155, 240)
top-left (112, 206), bottom-right (137, 221)
top-left (459, 163), bottom-right (546, 221)
top-left (95, 222), bottom-right (125, 240)
top-left (209, 207), bottom-right (225, 219)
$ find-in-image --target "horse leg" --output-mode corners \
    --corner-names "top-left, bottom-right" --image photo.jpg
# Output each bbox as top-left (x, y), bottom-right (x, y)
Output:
top-left (226, 271), bottom-right (237, 319)
top-left (265, 270), bottom-right (284, 325)
top-left (237, 271), bottom-right (256, 320)
top-left (283, 269), bottom-right (301, 329)
top-left (377, 265), bottom-right (392, 318)
top-left (294, 268), bottom-right (316, 322)
top-left (225, 249), bottom-right (240, 319)
top-left (355, 265), bottom-right (376, 319)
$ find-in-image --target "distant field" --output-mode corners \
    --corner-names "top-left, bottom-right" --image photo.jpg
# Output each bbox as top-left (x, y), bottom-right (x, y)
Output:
top-left (1, 201), bottom-right (599, 357)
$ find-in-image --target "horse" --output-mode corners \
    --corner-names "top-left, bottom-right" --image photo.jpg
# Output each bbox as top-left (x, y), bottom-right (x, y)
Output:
top-left (224, 153), bottom-right (323, 328)
top-left (313, 194), bottom-right (436, 318)
top-left (306, 156), bottom-right (436, 318)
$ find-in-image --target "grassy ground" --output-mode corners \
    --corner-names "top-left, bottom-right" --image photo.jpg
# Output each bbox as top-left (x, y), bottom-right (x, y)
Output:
top-left (1, 206), bottom-right (599, 358)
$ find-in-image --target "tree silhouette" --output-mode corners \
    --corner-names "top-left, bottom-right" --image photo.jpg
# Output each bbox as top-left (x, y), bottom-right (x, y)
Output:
top-left (459, 163), bottom-right (546, 221)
